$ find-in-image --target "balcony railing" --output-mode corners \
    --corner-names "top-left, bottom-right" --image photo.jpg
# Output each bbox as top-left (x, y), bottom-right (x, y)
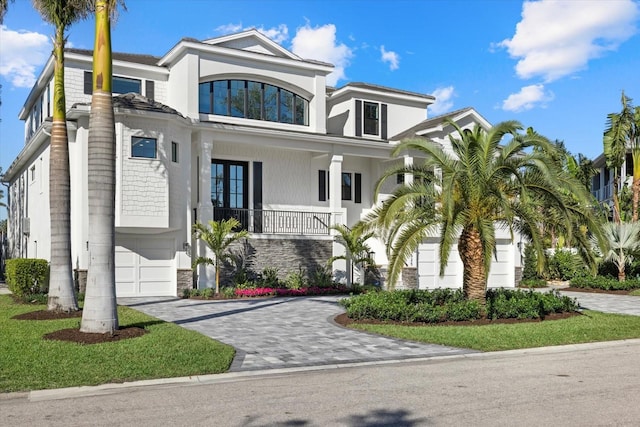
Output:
top-left (591, 183), bottom-right (614, 202)
top-left (213, 207), bottom-right (330, 235)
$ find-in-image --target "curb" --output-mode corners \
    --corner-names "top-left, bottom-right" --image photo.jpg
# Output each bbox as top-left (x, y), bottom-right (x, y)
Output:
top-left (16, 337), bottom-right (640, 402)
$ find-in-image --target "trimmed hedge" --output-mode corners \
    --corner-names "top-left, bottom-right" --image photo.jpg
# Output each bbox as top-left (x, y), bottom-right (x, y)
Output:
top-left (570, 275), bottom-right (640, 291)
top-left (5, 259), bottom-right (50, 297)
top-left (339, 288), bottom-right (578, 323)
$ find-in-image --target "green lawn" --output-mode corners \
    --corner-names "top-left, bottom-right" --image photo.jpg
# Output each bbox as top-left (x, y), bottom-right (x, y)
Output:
top-left (0, 295), bottom-right (235, 393)
top-left (349, 310), bottom-right (640, 351)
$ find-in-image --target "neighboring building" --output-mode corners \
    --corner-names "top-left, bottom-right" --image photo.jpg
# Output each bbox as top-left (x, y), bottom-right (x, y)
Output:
top-left (591, 151), bottom-right (634, 208)
top-left (2, 29), bottom-right (521, 297)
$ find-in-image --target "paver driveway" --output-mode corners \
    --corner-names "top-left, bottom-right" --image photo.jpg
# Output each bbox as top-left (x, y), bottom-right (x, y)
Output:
top-left (119, 295), bottom-right (477, 371)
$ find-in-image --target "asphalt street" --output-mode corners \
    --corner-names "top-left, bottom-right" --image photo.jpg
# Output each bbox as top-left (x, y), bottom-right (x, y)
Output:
top-left (2, 338), bottom-right (640, 426)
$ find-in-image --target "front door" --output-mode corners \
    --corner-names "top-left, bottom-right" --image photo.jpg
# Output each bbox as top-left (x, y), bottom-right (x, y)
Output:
top-left (211, 159), bottom-right (249, 228)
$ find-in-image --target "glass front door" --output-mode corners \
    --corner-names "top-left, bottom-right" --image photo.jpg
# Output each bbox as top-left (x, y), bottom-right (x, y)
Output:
top-left (211, 160), bottom-right (249, 228)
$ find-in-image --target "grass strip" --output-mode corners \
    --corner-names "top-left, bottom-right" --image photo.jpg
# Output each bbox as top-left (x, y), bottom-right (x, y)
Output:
top-left (0, 295), bottom-right (235, 392)
top-left (349, 310), bottom-right (640, 351)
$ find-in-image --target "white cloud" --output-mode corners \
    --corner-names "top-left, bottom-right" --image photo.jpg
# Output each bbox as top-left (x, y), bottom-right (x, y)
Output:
top-left (428, 86), bottom-right (455, 115)
top-left (380, 45), bottom-right (399, 70)
top-left (215, 23), bottom-right (289, 44)
top-left (215, 23), bottom-right (243, 34)
top-left (291, 23), bottom-right (353, 86)
top-left (499, 0), bottom-right (639, 81)
top-left (502, 84), bottom-right (554, 112)
top-left (256, 24), bottom-right (289, 44)
top-left (0, 26), bottom-right (50, 88)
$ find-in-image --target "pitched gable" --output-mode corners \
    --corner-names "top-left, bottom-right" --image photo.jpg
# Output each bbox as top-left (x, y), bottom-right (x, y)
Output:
top-left (202, 29), bottom-right (301, 60)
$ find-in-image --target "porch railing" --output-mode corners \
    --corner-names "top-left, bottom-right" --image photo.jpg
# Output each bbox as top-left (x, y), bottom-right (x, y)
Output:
top-left (213, 207), bottom-right (331, 235)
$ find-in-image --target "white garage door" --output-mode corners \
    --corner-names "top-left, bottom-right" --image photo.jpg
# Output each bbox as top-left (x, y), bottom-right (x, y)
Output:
top-left (417, 238), bottom-right (515, 289)
top-left (115, 236), bottom-right (175, 297)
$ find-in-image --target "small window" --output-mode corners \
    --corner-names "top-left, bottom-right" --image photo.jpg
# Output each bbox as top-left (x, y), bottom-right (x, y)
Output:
top-left (363, 102), bottom-right (379, 135)
top-left (342, 172), bottom-right (352, 201)
top-left (397, 173), bottom-right (405, 184)
top-left (113, 76), bottom-right (141, 94)
top-left (171, 141), bottom-right (179, 163)
top-left (131, 137), bottom-right (157, 159)
top-left (84, 72), bottom-right (142, 95)
top-left (30, 166), bottom-right (36, 182)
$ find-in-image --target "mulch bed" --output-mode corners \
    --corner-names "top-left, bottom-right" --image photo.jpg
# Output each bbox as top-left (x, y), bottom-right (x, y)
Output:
top-left (333, 311), bottom-right (581, 328)
top-left (12, 309), bottom-right (147, 344)
top-left (43, 327), bottom-right (147, 344)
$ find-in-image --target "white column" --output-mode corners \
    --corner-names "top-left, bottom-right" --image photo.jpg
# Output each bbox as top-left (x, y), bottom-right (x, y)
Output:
top-left (403, 155), bottom-right (414, 186)
top-left (329, 155), bottom-right (349, 285)
top-left (329, 154), bottom-right (343, 224)
top-left (196, 138), bottom-right (214, 289)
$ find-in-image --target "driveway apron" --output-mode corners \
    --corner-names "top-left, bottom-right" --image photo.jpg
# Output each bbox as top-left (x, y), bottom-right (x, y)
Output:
top-left (119, 295), bottom-right (477, 371)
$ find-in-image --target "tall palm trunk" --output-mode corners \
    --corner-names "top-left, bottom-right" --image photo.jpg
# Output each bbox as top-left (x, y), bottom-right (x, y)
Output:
top-left (633, 177), bottom-right (640, 222)
top-left (80, 0), bottom-right (118, 333)
top-left (612, 173), bottom-right (622, 224)
top-left (47, 24), bottom-right (78, 313)
top-left (458, 225), bottom-right (486, 305)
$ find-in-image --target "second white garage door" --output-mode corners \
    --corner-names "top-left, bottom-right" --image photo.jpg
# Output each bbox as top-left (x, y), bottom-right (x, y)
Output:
top-left (115, 236), bottom-right (175, 297)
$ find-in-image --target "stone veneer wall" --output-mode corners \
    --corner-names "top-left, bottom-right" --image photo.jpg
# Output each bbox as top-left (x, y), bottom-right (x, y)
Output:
top-left (177, 269), bottom-right (193, 294)
top-left (75, 269), bottom-right (87, 294)
top-left (220, 238), bottom-right (332, 285)
top-left (400, 267), bottom-right (418, 290)
top-left (514, 266), bottom-right (522, 287)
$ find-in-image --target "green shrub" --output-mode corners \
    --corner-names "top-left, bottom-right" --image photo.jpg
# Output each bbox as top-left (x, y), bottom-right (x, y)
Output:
top-left (310, 265), bottom-right (334, 288)
top-left (486, 288), bottom-right (578, 320)
top-left (201, 288), bottom-right (215, 298)
top-left (519, 278), bottom-right (547, 288)
top-left (5, 259), bottom-right (49, 297)
top-left (522, 244), bottom-right (539, 280)
top-left (340, 288), bottom-right (577, 323)
top-left (222, 286), bottom-right (237, 299)
top-left (260, 267), bottom-right (280, 288)
top-left (546, 249), bottom-right (582, 281)
top-left (17, 292), bottom-right (49, 304)
top-left (570, 275), bottom-right (640, 290)
top-left (284, 266), bottom-right (307, 290)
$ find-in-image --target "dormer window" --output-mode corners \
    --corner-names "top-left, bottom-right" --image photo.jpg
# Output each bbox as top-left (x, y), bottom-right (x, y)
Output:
top-left (364, 102), bottom-right (379, 135)
top-left (355, 100), bottom-right (387, 139)
top-left (199, 79), bottom-right (309, 126)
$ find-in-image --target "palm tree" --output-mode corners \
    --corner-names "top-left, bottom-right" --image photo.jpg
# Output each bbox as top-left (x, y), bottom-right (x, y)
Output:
top-left (32, 0), bottom-right (90, 313)
top-left (365, 120), bottom-right (602, 304)
top-left (566, 152), bottom-right (597, 193)
top-left (0, 0), bottom-right (13, 23)
top-left (193, 218), bottom-right (249, 294)
top-left (80, 0), bottom-right (123, 334)
top-left (329, 223), bottom-right (375, 286)
top-left (595, 222), bottom-right (640, 282)
top-left (605, 92), bottom-right (640, 222)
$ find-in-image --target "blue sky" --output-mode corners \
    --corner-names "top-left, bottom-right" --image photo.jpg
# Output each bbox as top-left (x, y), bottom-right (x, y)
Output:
top-left (1, 0), bottom-right (639, 176)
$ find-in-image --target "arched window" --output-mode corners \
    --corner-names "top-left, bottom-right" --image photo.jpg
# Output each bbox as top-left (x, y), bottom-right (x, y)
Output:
top-left (199, 80), bottom-right (309, 126)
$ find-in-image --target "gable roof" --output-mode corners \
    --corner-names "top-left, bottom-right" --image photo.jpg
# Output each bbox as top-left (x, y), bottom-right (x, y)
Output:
top-left (390, 107), bottom-right (491, 141)
top-left (158, 30), bottom-right (333, 73)
top-left (202, 28), bottom-right (301, 61)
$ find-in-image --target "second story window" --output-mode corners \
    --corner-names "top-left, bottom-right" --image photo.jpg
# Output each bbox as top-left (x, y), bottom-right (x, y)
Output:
top-left (199, 79), bottom-right (309, 126)
top-left (131, 136), bottom-right (157, 159)
top-left (363, 102), bottom-right (379, 135)
top-left (113, 76), bottom-right (141, 94)
top-left (355, 100), bottom-right (388, 139)
top-left (84, 72), bottom-right (147, 96)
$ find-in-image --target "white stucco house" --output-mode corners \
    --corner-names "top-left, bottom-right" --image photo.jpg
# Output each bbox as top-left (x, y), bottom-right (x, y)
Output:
top-left (2, 29), bottom-right (522, 297)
